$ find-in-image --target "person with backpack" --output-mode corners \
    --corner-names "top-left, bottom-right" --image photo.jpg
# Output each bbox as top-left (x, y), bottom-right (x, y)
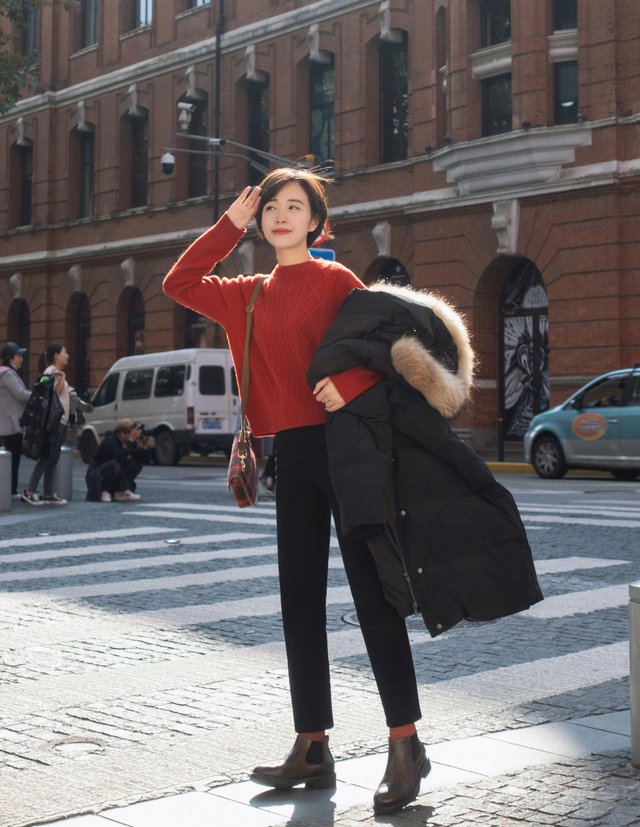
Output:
top-left (22, 344), bottom-right (70, 506)
top-left (0, 342), bottom-right (31, 499)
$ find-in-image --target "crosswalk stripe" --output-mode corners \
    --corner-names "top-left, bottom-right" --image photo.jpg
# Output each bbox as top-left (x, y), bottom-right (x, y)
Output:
top-left (124, 510), bottom-right (277, 526)
top-left (520, 505), bottom-right (640, 519)
top-left (0, 546), bottom-right (279, 582)
top-left (534, 556), bottom-right (629, 574)
top-left (0, 527), bottom-right (183, 550)
top-left (0, 533), bottom-right (270, 564)
top-left (135, 585), bottom-right (353, 625)
top-left (140, 503), bottom-right (277, 516)
top-left (521, 585), bottom-right (627, 619)
top-left (522, 514), bottom-right (640, 529)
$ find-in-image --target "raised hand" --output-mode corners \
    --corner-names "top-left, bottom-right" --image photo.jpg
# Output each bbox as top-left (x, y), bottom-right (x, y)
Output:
top-left (227, 186), bottom-right (262, 230)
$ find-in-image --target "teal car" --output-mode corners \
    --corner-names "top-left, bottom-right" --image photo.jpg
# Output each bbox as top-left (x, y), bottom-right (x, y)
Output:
top-left (524, 367), bottom-right (640, 480)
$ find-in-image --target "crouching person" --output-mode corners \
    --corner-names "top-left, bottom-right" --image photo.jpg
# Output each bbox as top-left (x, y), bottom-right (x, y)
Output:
top-left (86, 418), bottom-right (150, 502)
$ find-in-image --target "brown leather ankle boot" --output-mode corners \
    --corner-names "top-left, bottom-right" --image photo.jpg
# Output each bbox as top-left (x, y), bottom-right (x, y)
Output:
top-left (373, 735), bottom-right (431, 814)
top-left (250, 734), bottom-right (336, 790)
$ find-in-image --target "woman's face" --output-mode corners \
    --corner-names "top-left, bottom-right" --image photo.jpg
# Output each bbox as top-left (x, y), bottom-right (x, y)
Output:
top-left (54, 347), bottom-right (69, 369)
top-left (10, 354), bottom-right (23, 369)
top-left (260, 181), bottom-right (319, 253)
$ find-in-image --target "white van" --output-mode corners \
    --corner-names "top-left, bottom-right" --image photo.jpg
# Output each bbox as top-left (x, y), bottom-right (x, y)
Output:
top-left (79, 348), bottom-right (239, 465)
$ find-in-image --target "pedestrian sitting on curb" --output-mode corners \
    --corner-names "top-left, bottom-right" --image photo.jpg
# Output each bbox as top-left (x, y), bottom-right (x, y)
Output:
top-left (163, 169), bottom-right (543, 815)
top-left (85, 418), bottom-right (149, 502)
top-left (22, 344), bottom-right (71, 506)
top-left (0, 342), bottom-right (31, 500)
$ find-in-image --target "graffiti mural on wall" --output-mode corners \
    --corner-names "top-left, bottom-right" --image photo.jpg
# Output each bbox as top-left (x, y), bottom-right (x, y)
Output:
top-left (500, 259), bottom-right (550, 439)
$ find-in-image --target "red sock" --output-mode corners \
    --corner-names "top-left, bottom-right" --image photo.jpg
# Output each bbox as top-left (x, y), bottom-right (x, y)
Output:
top-left (300, 731), bottom-right (326, 742)
top-left (389, 723), bottom-right (416, 740)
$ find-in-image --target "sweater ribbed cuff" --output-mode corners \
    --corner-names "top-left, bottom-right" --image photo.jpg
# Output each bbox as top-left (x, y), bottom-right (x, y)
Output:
top-left (330, 366), bottom-right (384, 406)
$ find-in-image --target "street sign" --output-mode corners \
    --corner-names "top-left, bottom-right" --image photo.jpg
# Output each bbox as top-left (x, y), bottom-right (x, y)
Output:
top-left (310, 247), bottom-right (336, 261)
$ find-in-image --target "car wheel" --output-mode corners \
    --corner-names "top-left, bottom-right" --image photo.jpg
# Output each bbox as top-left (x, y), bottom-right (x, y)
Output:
top-left (79, 431), bottom-right (97, 464)
top-left (611, 469), bottom-right (640, 481)
top-left (533, 436), bottom-right (567, 479)
top-left (154, 431), bottom-right (178, 466)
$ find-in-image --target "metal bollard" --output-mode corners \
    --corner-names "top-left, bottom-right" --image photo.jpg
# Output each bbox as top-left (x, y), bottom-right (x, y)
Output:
top-left (0, 447), bottom-right (11, 512)
top-left (53, 445), bottom-right (74, 502)
top-left (630, 580), bottom-right (640, 767)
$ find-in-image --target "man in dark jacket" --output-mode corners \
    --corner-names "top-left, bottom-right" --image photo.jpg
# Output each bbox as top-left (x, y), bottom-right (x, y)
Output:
top-left (85, 418), bottom-right (150, 502)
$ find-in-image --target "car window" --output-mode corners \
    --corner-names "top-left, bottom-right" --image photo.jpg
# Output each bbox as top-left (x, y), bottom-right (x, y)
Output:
top-left (581, 376), bottom-right (628, 409)
top-left (155, 365), bottom-right (185, 397)
top-left (231, 367), bottom-right (238, 396)
top-left (122, 369), bottom-right (154, 400)
top-left (92, 373), bottom-right (119, 407)
top-left (629, 376), bottom-right (640, 407)
top-left (199, 365), bottom-right (225, 396)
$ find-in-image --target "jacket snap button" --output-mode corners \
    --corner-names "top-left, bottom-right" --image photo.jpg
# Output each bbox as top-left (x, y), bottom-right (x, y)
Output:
top-left (437, 623), bottom-right (442, 630)
top-left (400, 510), bottom-right (406, 516)
top-left (417, 568), bottom-right (423, 574)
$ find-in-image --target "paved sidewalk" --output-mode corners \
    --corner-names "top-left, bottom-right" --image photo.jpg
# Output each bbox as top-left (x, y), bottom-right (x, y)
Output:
top-left (33, 710), bottom-right (639, 827)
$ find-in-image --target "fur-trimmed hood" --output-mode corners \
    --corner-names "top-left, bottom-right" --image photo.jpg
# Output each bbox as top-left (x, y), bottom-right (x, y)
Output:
top-left (369, 283), bottom-right (475, 419)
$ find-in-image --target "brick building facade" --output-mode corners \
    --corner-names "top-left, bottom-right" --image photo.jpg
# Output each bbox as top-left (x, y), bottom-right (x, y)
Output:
top-left (1, 0), bottom-right (638, 451)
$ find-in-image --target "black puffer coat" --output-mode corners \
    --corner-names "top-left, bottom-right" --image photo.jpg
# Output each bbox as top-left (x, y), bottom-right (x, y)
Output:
top-left (307, 285), bottom-right (543, 638)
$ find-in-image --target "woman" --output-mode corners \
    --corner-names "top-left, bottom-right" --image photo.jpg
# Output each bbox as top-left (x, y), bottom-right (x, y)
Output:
top-left (0, 342), bottom-right (31, 499)
top-left (22, 344), bottom-right (70, 506)
top-left (164, 169), bottom-right (428, 814)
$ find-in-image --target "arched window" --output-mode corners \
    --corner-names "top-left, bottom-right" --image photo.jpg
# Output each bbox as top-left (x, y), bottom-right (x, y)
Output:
top-left (435, 7), bottom-right (447, 149)
top-left (310, 54), bottom-right (335, 168)
top-left (379, 31), bottom-right (408, 164)
top-left (185, 95), bottom-right (208, 199)
top-left (247, 77), bottom-right (269, 185)
top-left (128, 289), bottom-right (145, 355)
top-left (8, 299), bottom-right (30, 385)
top-left (76, 295), bottom-right (92, 396)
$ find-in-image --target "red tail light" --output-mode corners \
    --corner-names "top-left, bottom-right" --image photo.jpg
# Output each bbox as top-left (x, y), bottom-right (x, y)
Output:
top-left (187, 406), bottom-right (194, 426)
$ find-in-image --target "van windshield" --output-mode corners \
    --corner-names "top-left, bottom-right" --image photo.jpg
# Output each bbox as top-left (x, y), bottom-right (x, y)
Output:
top-left (92, 373), bottom-right (119, 407)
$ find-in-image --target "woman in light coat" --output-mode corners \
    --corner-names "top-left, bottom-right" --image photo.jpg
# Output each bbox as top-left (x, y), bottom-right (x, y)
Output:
top-left (0, 342), bottom-right (31, 499)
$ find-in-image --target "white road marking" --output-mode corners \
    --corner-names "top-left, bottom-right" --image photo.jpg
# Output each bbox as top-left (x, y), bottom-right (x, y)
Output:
top-left (520, 504), bottom-right (640, 518)
top-left (522, 514), bottom-right (640, 529)
top-left (0, 533), bottom-right (270, 564)
top-left (534, 556), bottom-right (629, 574)
top-left (0, 527), bottom-right (183, 550)
top-left (255, 634), bottom-right (629, 702)
top-left (0, 545), bottom-right (279, 581)
top-left (140, 503), bottom-right (277, 515)
top-left (135, 585), bottom-right (354, 625)
top-left (124, 510), bottom-right (277, 527)
top-left (521, 585), bottom-right (627, 619)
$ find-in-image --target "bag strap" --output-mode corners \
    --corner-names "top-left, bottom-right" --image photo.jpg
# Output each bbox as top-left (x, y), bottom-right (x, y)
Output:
top-left (238, 277), bottom-right (266, 458)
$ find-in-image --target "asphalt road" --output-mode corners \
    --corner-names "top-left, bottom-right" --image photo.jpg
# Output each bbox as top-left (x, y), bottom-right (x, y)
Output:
top-left (0, 456), bottom-right (638, 827)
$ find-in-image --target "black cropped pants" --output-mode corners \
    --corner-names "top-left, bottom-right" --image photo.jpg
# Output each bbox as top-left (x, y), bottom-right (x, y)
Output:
top-left (274, 424), bottom-right (421, 733)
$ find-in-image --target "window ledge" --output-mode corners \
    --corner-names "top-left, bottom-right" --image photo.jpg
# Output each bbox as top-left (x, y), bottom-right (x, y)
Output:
top-left (471, 41), bottom-right (512, 80)
top-left (70, 43), bottom-right (99, 60)
top-left (548, 29), bottom-right (578, 63)
top-left (175, 4), bottom-right (210, 21)
top-left (431, 123), bottom-right (592, 194)
top-left (119, 25), bottom-right (152, 42)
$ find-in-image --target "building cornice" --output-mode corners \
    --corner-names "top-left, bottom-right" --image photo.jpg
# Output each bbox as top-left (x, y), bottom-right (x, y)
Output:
top-left (0, 0), bottom-right (379, 123)
top-left (1, 149), bottom-right (639, 271)
top-left (431, 123), bottom-right (593, 194)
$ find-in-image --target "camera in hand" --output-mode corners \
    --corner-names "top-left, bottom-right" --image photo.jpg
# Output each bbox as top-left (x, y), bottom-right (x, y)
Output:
top-left (135, 423), bottom-right (160, 438)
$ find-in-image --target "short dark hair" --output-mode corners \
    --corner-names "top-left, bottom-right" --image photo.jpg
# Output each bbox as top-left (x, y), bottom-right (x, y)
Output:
top-left (254, 168), bottom-right (334, 248)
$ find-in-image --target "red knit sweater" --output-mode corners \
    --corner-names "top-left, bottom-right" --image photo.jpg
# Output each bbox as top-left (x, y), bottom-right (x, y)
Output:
top-left (163, 214), bottom-right (382, 437)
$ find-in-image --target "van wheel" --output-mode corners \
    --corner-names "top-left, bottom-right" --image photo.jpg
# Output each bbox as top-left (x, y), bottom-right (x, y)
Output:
top-left (155, 431), bottom-right (178, 466)
top-left (532, 436), bottom-right (567, 479)
top-left (79, 431), bottom-right (97, 464)
top-left (611, 469), bottom-right (640, 481)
